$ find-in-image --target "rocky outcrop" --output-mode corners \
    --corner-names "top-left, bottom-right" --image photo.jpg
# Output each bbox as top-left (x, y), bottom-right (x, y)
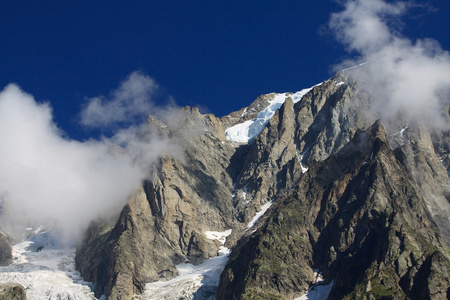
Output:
top-left (0, 283), bottom-right (26, 300)
top-left (295, 74), bottom-right (374, 165)
top-left (217, 121), bottom-right (450, 299)
top-left (77, 188), bottom-right (177, 298)
top-left (0, 231), bottom-right (12, 266)
top-left (220, 93), bottom-right (279, 129)
top-left (232, 97), bottom-right (300, 224)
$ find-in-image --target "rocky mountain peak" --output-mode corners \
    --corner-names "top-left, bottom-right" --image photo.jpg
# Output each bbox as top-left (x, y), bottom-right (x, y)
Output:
top-left (71, 71), bottom-right (450, 299)
top-left (218, 120), bottom-right (449, 299)
top-left (220, 93), bottom-right (278, 129)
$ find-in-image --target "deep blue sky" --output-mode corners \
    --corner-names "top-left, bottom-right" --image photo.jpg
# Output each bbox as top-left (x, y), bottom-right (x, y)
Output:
top-left (1, 1), bottom-right (449, 140)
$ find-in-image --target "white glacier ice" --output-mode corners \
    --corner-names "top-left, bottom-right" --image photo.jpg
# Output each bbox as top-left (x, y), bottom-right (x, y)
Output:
top-left (225, 85), bottom-right (319, 143)
top-left (0, 231), bottom-right (96, 299)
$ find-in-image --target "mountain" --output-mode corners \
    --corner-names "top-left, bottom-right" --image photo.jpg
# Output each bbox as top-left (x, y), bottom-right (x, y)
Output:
top-left (217, 121), bottom-right (449, 299)
top-left (73, 69), bottom-right (450, 299)
top-left (76, 107), bottom-right (241, 299)
top-left (1, 68), bottom-right (449, 299)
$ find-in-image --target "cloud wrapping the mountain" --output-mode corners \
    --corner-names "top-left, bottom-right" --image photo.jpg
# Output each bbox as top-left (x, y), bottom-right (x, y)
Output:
top-left (0, 80), bottom-right (178, 243)
top-left (80, 71), bottom-right (174, 129)
top-left (330, 0), bottom-right (450, 128)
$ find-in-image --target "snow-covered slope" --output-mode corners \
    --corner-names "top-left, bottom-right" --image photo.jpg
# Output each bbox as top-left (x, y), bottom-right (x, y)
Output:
top-left (0, 232), bottom-right (96, 300)
top-left (225, 86), bottom-right (318, 143)
top-left (141, 230), bottom-right (232, 300)
top-left (0, 229), bottom-right (234, 300)
top-left (246, 201), bottom-right (273, 230)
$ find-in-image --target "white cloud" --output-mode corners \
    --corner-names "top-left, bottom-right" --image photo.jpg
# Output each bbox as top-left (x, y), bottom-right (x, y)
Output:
top-left (329, 0), bottom-right (406, 53)
top-left (80, 71), bottom-right (161, 129)
top-left (0, 83), bottom-right (177, 243)
top-left (329, 0), bottom-right (450, 129)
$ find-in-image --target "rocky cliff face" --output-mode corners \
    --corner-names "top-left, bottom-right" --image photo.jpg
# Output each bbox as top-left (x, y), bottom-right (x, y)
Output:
top-left (217, 121), bottom-right (450, 299)
top-left (76, 71), bottom-right (450, 299)
top-left (76, 107), bottom-right (243, 298)
top-left (0, 232), bottom-right (12, 267)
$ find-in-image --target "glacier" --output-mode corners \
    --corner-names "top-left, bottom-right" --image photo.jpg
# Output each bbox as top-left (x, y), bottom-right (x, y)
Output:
top-left (0, 231), bottom-right (96, 299)
top-left (225, 85), bottom-right (319, 143)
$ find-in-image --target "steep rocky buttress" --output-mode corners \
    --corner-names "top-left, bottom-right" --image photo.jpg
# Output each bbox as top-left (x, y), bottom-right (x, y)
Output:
top-left (76, 107), bottom-right (242, 298)
top-left (76, 71), bottom-right (450, 299)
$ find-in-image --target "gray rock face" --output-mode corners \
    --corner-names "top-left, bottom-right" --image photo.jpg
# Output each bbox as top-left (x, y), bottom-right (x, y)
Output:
top-left (76, 108), bottom-right (243, 299)
top-left (76, 71), bottom-right (450, 299)
top-left (77, 188), bottom-right (178, 298)
top-left (0, 231), bottom-right (12, 266)
top-left (295, 74), bottom-right (374, 165)
top-left (232, 97), bottom-right (299, 224)
top-left (230, 74), bottom-right (377, 229)
top-left (216, 73), bottom-right (450, 299)
top-left (397, 121), bottom-right (450, 243)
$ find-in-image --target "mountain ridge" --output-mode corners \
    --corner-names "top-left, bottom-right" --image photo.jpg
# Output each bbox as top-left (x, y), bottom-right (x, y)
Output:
top-left (75, 70), bottom-right (450, 299)
top-left (0, 68), bottom-right (448, 299)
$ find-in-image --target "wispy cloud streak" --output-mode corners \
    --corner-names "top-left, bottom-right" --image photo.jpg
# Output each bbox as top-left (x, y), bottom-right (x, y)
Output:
top-left (80, 71), bottom-right (175, 130)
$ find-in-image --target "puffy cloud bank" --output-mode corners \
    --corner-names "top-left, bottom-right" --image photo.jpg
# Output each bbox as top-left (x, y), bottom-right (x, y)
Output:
top-left (329, 0), bottom-right (450, 128)
top-left (0, 73), bottom-right (179, 243)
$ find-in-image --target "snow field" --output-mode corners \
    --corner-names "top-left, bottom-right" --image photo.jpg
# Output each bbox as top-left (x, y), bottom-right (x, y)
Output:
top-left (142, 229), bottom-right (232, 299)
top-left (0, 232), bottom-right (96, 300)
top-left (226, 86), bottom-right (317, 143)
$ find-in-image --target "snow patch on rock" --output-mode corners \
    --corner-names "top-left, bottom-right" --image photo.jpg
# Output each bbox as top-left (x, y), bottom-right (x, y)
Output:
top-left (294, 271), bottom-right (334, 300)
top-left (225, 86), bottom-right (318, 143)
top-left (247, 201), bottom-right (274, 230)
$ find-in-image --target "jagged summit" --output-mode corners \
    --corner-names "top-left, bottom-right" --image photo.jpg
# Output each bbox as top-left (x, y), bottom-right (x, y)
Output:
top-left (218, 119), bottom-right (449, 299)
top-left (222, 85), bottom-right (320, 144)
